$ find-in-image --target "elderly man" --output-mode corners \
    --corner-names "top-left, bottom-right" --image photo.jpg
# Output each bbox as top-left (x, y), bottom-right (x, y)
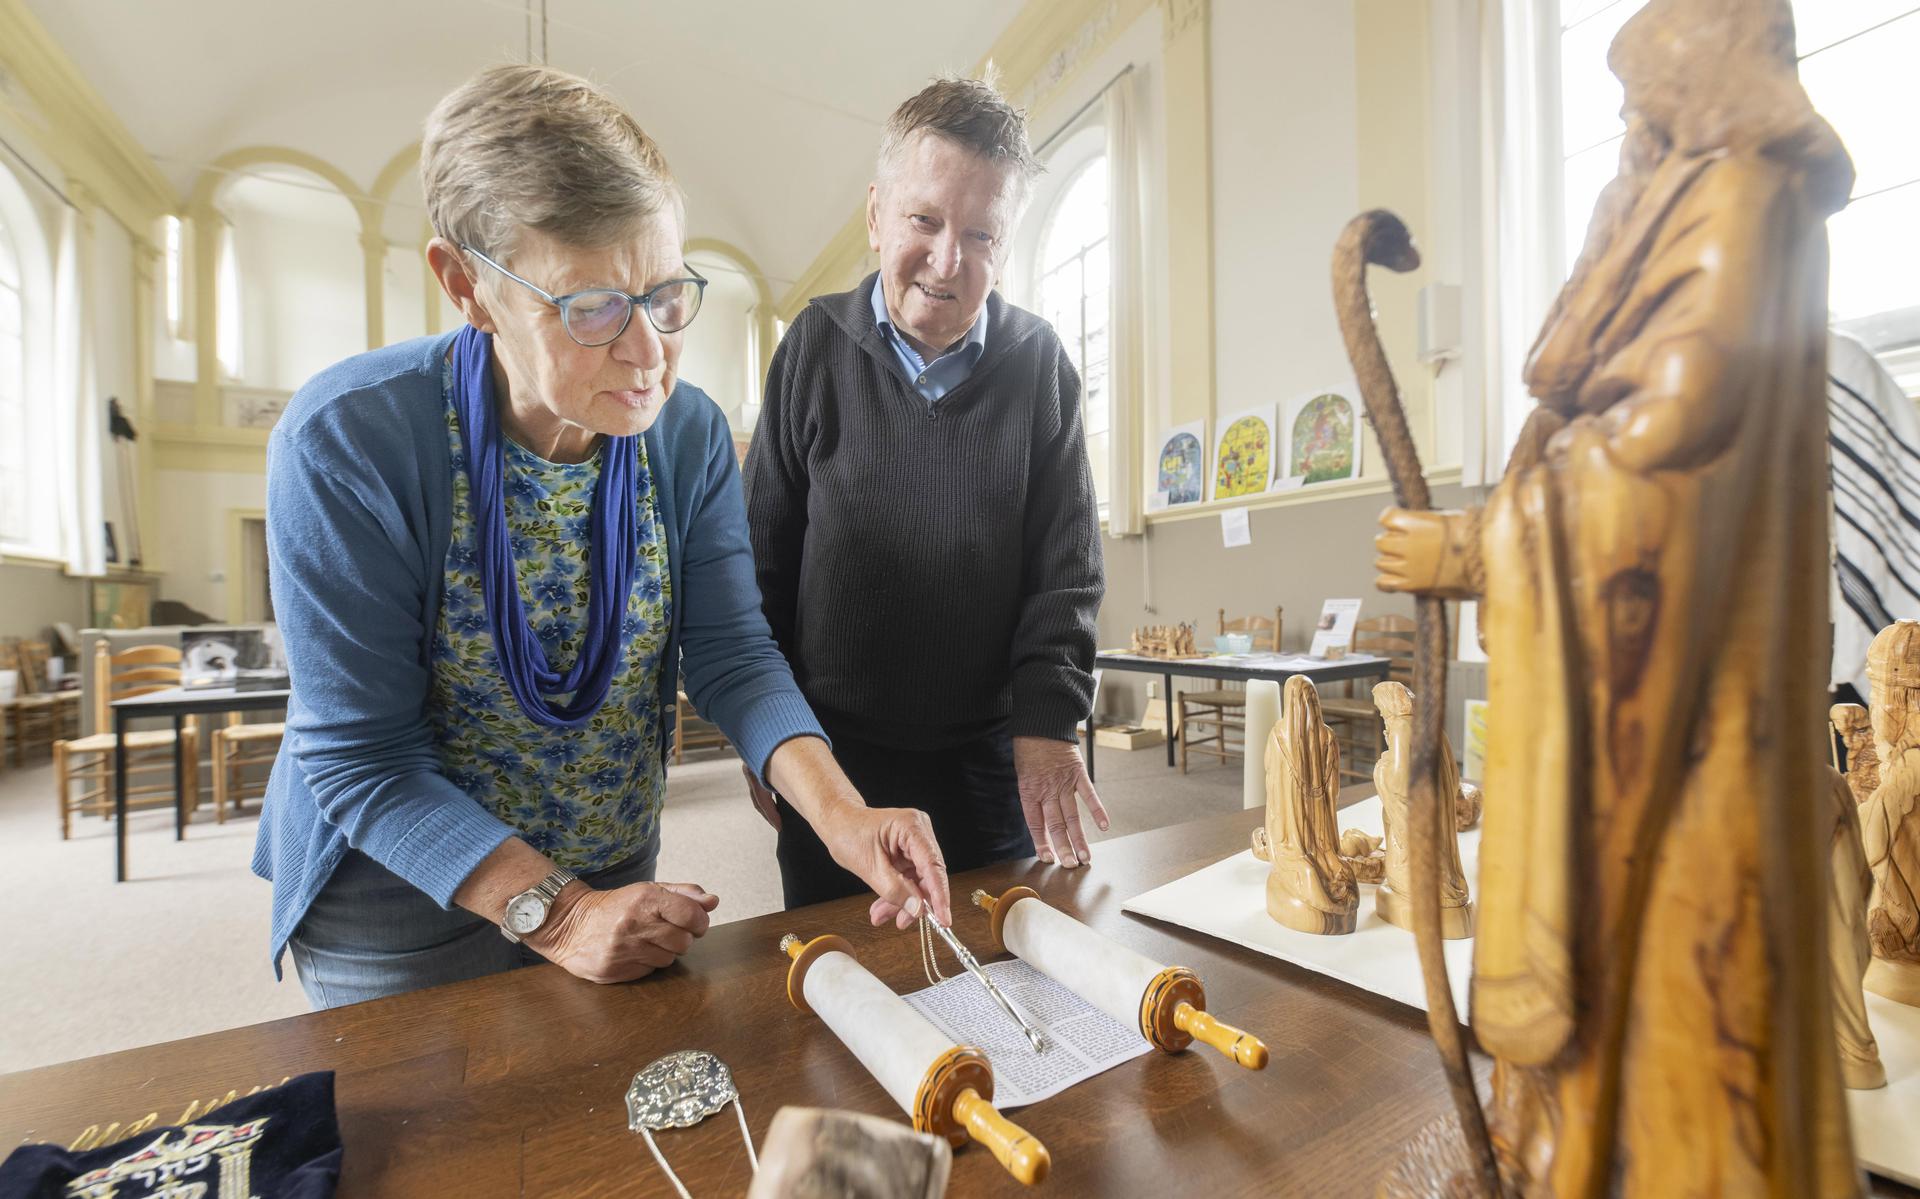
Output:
top-left (744, 77), bottom-right (1107, 910)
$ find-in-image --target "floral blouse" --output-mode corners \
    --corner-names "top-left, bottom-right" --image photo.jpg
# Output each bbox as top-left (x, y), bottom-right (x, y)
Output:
top-left (427, 369), bottom-right (671, 871)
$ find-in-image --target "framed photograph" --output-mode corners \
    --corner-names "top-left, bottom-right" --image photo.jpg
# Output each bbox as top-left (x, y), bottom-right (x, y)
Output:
top-left (88, 579), bottom-right (155, 630)
top-left (179, 626), bottom-right (287, 688)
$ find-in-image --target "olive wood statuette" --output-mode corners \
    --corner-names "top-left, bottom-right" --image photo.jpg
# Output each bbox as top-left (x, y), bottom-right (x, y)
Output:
top-left (1863, 621), bottom-right (1920, 1008)
top-left (1250, 676), bottom-right (1357, 935)
top-left (1833, 702), bottom-right (1881, 804)
top-left (1824, 766), bottom-right (1887, 1089)
top-left (1372, 682), bottom-right (1472, 939)
top-left (1347, 0), bottom-right (1861, 1191)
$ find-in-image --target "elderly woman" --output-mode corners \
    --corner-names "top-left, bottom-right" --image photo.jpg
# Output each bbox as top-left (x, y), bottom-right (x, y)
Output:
top-left (254, 65), bottom-right (951, 1008)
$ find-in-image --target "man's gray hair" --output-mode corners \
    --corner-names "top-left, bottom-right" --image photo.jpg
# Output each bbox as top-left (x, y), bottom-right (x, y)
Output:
top-left (875, 76), bottom-right (1043, 211)
top-left (421, 63), bottom-right (684, 263)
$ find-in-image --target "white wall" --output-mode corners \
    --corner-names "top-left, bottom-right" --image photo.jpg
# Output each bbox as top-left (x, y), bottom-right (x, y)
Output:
top-left (680, 249), bottom-right (756, 430)
top-left (149, 468), bottom-right (265, 620)
top-left (1210, 0), bottom-right (1365, 444)
top-left (222, 173), bottom-right (364, 393)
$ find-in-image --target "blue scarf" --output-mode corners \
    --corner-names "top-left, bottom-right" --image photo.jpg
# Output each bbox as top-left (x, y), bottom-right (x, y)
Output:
top-left (451, 325), bottom-right (637, 728)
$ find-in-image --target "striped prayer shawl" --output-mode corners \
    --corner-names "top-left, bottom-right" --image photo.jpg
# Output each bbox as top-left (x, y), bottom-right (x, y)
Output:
top-left (1828, 331), bottom-right (1920, 693)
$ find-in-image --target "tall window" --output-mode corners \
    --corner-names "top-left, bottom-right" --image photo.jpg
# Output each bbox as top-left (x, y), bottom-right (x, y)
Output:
top-left (1035, 158), bottom-right (1111, 518)
top-left (0, 209), bottom-right (24, 542)
top-left (215, 217), bottom-right (243, 380)
top-left (1558, 1), bottom-right (1920, 363)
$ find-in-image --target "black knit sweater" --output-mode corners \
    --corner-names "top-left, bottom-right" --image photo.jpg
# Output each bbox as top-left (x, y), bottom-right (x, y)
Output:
top-left (743, 275), bottom-right (1104, 749)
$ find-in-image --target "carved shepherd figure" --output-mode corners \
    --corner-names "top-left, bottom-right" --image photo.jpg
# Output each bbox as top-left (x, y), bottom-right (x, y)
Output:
top-left (1863, 621), bottom-right (1920, 1007)
top-left (1250, 675), bottom-right (1358, 935)
top-left (1373, 681), bottom-right (1472, 939)
top-left (1343, 0), bottom-right (1861, 1192)
top-left (1833, 702), bottom-right (1881, 803)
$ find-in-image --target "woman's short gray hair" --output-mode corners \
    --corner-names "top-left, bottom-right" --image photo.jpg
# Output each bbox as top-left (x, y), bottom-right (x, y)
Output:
top-left (421, 64), bottom-right (684, 262)
top-left (875, 76), bottom-right (1043, 212)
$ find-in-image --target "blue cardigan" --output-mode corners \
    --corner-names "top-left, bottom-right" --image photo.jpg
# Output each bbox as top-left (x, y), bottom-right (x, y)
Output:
top-left (253, 331), bottom-right (823, 975)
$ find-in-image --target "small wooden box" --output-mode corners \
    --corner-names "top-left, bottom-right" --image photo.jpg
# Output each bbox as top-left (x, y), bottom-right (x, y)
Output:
top-left (1093, 724), bottom-right (1165, 750)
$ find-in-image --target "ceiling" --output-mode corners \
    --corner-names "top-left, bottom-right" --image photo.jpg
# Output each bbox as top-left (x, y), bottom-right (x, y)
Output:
top-left (26, 0), bottom-right (1030, 290)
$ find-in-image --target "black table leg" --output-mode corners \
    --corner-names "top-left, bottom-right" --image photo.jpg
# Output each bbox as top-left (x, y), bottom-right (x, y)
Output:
top-left (173, 714), bottom-right (185, 840)
top-left (1163, 672), bottom-right (1175, 768)
top-left (1086, 720), bottom-right (1097, 783)
top-left (114, 708), bottom-right (128, 882)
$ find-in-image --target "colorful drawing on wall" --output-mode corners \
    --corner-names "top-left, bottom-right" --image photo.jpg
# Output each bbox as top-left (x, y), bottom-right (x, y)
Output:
top-left (1283, 388), bottom-right (1360, 485)
top-left (1153, 421), bottom-right (1206, 507)
top-left (1210, 405), bottom-right (1274, 501)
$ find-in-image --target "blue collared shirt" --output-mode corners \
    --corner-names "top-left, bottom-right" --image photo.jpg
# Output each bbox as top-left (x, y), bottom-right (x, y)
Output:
top-left (870, 277), bottom-right (988, 404)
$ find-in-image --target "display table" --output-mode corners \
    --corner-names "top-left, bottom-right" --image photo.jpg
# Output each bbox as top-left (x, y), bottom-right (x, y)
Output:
top-left (2, 807), bottom-right (1913, 1197)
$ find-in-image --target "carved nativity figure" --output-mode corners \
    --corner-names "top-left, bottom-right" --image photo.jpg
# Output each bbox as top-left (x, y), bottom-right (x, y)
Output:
top-left (1372, 682), bottom-right (1472, 939)
top-left (1353, 0), bottom-right (1861, 1191)
top-left (1863, 620), bottom-right (1920, 1008)
top-left (1824, 766), bottom-right (1887, 1089)
top-left (1833, 702), bottom-right (1881, 803)
top-left (1250, 675), bottom-right (1357, 934)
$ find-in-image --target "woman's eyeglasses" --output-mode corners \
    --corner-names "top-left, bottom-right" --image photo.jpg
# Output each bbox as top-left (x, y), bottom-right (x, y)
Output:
top-left (461, 244), bottom-right (707, 346)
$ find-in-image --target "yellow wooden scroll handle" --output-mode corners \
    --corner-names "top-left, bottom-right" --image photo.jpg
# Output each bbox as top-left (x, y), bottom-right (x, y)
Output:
top-left (1174, 1001), bottom-right (1269, 1070)
top-left (951, 1087), bottom-right (1050, 1186)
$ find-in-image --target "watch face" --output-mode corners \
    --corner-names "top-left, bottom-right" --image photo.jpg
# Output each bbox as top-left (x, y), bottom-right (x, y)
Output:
top-left (506, 892), bottom-right (546, 935)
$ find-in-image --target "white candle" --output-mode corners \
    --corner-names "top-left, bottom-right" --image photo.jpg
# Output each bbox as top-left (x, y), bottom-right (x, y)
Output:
top-left (1242, 680), bottom-right (1281, 810)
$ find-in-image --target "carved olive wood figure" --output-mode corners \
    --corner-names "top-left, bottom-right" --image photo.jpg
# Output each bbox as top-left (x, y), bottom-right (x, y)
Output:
top-left (1340, 829), bottom-right (1386, 885)
top-left (1340, 0), bottom-right (1861, 1192)
top-left (1863, 621), bottom-right (1920, 1007)
top-left (1373, 682), bottom-right (1472, 939)
top-left (1250, 676), bottom-right (1358, 935)
top-left (1833, 702), bottom-right (1881, 803)
top-left (1824, 766), bottom-right (1887, 1089)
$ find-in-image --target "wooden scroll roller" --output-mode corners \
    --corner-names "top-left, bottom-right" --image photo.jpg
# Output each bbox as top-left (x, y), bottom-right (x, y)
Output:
top-left (971, 888), bottom-right (1268, 1070)
top-left (779, 933), bottom-right (1050, 1186)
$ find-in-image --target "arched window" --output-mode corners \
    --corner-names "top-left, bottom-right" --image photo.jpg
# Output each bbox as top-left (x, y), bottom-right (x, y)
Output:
top-left (0, 199), bottom-right (26, 540)
top-left (1034, 157), bottom-right (1111, 517)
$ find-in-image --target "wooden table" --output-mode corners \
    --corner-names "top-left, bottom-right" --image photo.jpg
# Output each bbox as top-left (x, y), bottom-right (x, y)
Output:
top-left (1091, 651), bottom-right (1392, 776)
top-left (4, 807), bottom-right (1912, 1197)
top-left (110, 683), bottom-right (288, 883)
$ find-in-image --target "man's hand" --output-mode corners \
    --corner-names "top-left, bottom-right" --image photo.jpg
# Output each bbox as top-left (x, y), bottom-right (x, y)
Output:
top-left (528, 880), bottom-right (720, 984)
top-left (1013, 735), bottom-right (1109, 868)
top-left (742, 763), bottom-right (781, 830)
top-left (813, 801), bottom-right (953, 930)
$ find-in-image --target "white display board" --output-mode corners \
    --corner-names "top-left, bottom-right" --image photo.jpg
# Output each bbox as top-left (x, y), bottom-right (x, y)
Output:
top-left (1122, 797), bottom-right (1920, 1187)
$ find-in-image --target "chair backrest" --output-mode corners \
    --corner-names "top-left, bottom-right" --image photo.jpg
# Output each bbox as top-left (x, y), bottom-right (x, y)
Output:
top-left (91, 639), bottom-right (183, 729)
top-left (1353, 614), bottom-right (1415, 683)
top-left (15, 640), bottom-right (51, 695)
top-left (1219, 607), bottom-right (1283, 652)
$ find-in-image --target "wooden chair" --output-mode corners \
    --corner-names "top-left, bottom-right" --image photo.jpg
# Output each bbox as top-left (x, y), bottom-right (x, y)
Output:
top-left (1319, 614), bottom-right (1415, 784)
top-left (212, 711), bottom-right (283, 822)
top-left (1176, 607), bottom-right (1283, 773)
top-left (17, 640), bottom-right (82, 741)
top-left (672, 688), bottom-right (730, 764)
top-left (1, 639), bottom-right (64, 766)
top-left (50, 641), bottom-right (199, 839)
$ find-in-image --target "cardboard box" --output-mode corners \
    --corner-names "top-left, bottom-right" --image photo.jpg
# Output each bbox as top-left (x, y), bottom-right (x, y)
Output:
top-left (1093, 724), bottom-right (1165, 750)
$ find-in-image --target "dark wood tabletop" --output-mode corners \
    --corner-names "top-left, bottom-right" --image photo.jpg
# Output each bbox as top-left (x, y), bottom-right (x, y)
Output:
top-left (4, 805), bottom-right (1913, 1197)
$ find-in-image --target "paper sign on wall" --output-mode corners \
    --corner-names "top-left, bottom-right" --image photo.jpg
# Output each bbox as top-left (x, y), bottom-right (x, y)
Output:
top-left (1220, 508), bottom-right (1251, 548)
top-left (1308, 598), bottom-right (1363, 657)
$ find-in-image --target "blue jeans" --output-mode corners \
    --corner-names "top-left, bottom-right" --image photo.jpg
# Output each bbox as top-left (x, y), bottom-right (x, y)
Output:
top-left (289, 842), bottom-right (659, 1009)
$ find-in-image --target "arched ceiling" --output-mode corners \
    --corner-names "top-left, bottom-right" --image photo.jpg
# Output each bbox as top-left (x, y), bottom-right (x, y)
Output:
top-left (26, 0), bottom-right (1029, 289)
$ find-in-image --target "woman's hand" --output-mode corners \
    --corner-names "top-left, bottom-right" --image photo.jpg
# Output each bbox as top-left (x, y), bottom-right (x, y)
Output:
top-left (812, 801), bottom-right (953, 930)
top-left (766, 737), bottom-right (953, 929)
top-left (528, 880), bottom-right (720, 984)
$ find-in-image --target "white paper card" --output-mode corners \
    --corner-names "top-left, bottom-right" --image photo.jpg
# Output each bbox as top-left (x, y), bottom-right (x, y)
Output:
top-left (1309, 597), bottom-right (1364, 657)
top-left (1220, 508), bottom-right (1251, 548)
top-left (1123, 797), bottom-right (1473, 1013)
top-left (1456, 600), bottom-right (1488, 663)
top-left (903, 958), bottom-right (1150, 1109)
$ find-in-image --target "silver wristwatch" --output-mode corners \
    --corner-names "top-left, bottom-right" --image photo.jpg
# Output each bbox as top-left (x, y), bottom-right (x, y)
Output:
top-left (501, 867), bottom-right (579, 943)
